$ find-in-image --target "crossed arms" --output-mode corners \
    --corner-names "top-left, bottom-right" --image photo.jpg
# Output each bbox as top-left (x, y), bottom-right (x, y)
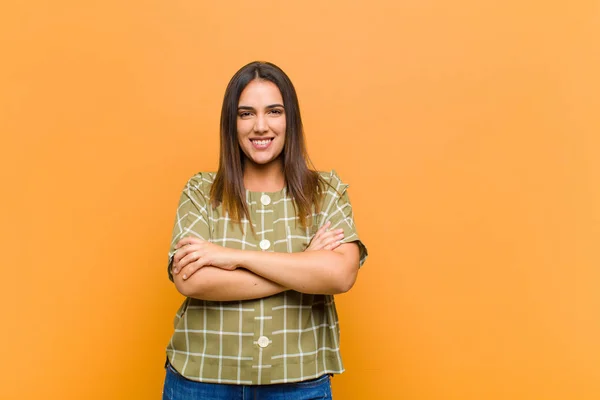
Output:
top-left (170, 221), bottom-right (360, 301)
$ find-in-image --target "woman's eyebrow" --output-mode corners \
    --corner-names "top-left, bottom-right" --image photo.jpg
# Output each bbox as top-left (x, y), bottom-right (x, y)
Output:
top-left (238, 104), bottom-right (285, 111)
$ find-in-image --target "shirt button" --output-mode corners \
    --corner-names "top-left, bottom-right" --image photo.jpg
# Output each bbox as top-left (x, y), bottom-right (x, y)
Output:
top-left (259, 239), bottom-right (270, 250)
top-left (260, 194), bottom-right (271, 206)
top-left (257, 336), bottom-right (270, 348)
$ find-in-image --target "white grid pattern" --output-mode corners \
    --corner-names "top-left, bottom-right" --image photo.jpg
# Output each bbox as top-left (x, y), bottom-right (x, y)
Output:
top-left (165, 170), bottom-right (367, 384)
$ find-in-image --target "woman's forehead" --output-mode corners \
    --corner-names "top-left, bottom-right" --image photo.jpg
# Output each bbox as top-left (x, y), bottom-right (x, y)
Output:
top-left (238, 80), bottom-right (283, 105)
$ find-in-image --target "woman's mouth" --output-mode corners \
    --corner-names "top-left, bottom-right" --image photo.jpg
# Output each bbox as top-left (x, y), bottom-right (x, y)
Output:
top-left (250, 138), bottom-right (273, 149)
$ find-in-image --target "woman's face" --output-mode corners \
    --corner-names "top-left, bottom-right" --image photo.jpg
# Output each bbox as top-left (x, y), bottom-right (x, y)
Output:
top-left (237, 79), bottom-right (286, 169)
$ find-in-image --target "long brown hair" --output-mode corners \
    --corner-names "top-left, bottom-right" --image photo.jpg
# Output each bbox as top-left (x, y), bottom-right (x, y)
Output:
top-left (210, 61), bottom-right (324, 229)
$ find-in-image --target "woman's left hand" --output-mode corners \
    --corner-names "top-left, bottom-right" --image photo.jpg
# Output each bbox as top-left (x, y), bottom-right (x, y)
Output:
top-left (305, 221), bottom-right (344, 252)
top-left (172, 237), bottom-right (239, 280)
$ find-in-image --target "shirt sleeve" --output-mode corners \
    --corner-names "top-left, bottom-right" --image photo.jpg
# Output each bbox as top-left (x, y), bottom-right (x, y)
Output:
top-left (319, 170), bottom-right (368, 267)
top-left (167, 173), bottom-right (211, 282)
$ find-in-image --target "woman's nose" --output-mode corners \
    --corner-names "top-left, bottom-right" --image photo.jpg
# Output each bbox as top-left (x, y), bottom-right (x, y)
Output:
top-left (253, 114), bottom-right (268, 132)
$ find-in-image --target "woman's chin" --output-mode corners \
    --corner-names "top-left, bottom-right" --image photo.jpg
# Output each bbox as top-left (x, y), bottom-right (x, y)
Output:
top-left (250, 158), bottom-right (274, 166)
top-left (245, 155), bottom-right (282, 168)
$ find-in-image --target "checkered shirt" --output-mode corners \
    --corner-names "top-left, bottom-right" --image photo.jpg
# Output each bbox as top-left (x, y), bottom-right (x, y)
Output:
top-left (165, 170), bottom-right (368, 384)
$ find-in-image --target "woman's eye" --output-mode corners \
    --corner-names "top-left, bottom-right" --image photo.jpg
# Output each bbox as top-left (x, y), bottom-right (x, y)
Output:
top-left (239, 112), bottom-right (252, 118)
top-left (269, 109), bottom-right (283, 115)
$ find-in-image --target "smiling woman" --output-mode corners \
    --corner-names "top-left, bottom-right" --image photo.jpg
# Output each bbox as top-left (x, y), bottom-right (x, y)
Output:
top-left (162, 61), bottom-right (368, 400)
top-left (236, 80), bottom-right (287, 178)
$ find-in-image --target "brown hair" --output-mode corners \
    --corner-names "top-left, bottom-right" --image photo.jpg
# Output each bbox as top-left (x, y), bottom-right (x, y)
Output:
top-left (210, 61), bottom-right (324, 229)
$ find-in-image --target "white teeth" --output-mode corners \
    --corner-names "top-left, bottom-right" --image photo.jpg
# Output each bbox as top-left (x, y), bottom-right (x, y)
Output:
top-left (252, 139), bottom-right (272, 145)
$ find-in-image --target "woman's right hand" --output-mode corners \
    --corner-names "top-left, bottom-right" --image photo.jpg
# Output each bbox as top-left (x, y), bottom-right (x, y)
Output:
top-left (305, 221), bottom-right (345, 252)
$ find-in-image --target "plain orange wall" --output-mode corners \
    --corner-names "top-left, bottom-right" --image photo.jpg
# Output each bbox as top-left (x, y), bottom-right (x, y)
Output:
top-left (1, 1), bottom-right (599, 399)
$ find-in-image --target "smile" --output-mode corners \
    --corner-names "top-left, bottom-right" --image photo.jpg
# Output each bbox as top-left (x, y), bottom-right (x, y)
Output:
top-left (250, 138), bottom-right (273, 149)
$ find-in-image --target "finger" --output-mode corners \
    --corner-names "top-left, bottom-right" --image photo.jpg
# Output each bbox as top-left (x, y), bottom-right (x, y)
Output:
top-left (170, 262), bottom-right (179, 276)
top-left (182, 260), bottom-right (204, 280)
top-left (334, 233), bottom-right (345, 245)
top-left (175, 236), bottom-right (200, 249)
top-left (313, 226), bottom-right (327, 240)
top-left (324, 232), bottom-right (343, 245)
top-left (320, 229), bottom-right (344, 243)
top-left (173, 244), bottom-right (197, 264)
top-left (324, 239), bottom-right (343, 251)
top-left (176, 236), bottom-right (204, 249)
top-left (172, 258), bottom-right (185, 275)
top-left (179, 251), bottom-right (201, 270)
top-left (316, 221), bottom-right (331, 236)
top-left (173, 248), bottom-right (201, 274)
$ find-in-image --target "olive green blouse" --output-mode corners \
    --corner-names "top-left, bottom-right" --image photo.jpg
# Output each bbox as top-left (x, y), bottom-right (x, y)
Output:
top-left (166, 170), bottom-right (367, 385)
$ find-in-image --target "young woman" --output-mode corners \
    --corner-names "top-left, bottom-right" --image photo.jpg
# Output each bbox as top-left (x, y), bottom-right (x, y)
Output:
top-left (163, 61), bottom-right (368, 400)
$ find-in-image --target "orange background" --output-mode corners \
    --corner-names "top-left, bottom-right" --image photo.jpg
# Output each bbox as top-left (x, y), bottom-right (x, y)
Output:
top-left (1, 1), bottom-right (599, 399)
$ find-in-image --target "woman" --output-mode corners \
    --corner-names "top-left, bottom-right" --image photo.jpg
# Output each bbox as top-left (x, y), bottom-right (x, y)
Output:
top-left (163, 61), bottom-right (367, 400)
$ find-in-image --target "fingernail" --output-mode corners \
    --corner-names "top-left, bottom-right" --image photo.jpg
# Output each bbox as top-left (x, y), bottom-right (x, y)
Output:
top-left (173, 268), bottom-right (179, 274)
top-left (182, 274), bottom-right (187, 279)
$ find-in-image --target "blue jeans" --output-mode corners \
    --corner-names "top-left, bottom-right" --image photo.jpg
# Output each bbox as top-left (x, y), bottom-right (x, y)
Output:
top-left (162, 362), bottom-right (333, 400)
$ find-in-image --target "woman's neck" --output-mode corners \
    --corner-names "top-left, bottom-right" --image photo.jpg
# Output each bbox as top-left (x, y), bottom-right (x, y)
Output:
top-left (243, 160), bottom-right (285, 192)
